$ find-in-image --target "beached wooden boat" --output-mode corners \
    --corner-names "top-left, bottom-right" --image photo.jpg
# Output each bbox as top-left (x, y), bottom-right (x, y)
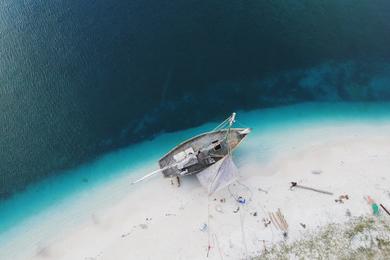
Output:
top-left (159, 126), bottom-right (250, 178)
top-left (132, 113), bottom-right (250, 194)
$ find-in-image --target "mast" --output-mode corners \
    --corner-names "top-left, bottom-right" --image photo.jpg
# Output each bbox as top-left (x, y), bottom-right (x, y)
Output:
top-left (227, 112), bottom-right (236, 154)
top-left (229, 112), bottom-right (236, 128)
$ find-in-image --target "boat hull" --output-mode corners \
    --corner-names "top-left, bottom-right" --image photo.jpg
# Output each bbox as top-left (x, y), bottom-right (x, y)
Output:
top-left (158, 128), bottom-right (250, 177)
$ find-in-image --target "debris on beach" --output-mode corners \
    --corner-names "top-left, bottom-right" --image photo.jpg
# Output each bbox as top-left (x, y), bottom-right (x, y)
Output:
top-left (300, 223), bottom-right (306, 228)
top-left (346, 209), bottom-right (352, 217)
top-left (165, 213), bottom-right (176, 216)
top-left (139, 224), bottom-right (148, 229)
top-left (311, 170), bottom-right (322, 175)
top-left (206, 245), bottom-right (211, 257)
top-left (335, 194), bottom-right (349, 203)
top-left (290, 182), bottom-right (333, 195)
top-left (263, 218), bottom-right (271, 227)
top-left (121, 225), bottom-right (139, 238)
top-left (121, 231), bottom-right (132, 238)
top-left (261, 240), bottom-right (268, 254)
top-left (290, 182), bottom-right (298, 190)
top-left (258, 187), bottom-right (268, 194)
top-left (215, 205), bottom-right (223, 213)
top-left (233, 206), bottom-right (240, 213)
top-left (199, 223), bottom-right (208, 232)
top-left (237, 196), bottom-right (246, 204)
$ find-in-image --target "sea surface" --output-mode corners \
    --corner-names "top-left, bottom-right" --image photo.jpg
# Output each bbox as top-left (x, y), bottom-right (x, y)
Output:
top-left (1, 1), bottom-right (390, 198)
top-left (1, 102), bottom-right (390, 259)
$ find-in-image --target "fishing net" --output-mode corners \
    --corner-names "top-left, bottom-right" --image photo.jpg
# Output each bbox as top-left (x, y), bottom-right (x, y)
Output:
top-left (196, 155), bottom-right (238, 195)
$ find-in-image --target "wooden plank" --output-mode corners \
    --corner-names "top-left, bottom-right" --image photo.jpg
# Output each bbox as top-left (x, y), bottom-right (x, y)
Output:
top-left (277, 209), bottom-right (288, 230)
top-left (272, 212), bottom-right (284, 231)
top-left (268, 213), bottom-right (280, 231)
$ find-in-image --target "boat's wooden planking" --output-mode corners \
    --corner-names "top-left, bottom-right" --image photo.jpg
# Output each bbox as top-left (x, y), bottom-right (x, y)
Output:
top-left (158, 128), bottom-right (248, 177)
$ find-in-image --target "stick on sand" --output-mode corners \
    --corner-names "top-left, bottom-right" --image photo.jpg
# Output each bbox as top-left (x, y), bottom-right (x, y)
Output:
top-left (380, 204), bottom-right (390, 216)
top-left (293, 184), bottom-right (333, 195)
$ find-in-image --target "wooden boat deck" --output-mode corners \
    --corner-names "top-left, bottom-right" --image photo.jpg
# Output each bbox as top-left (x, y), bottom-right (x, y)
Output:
top-left (158, 128), bottom-right (249, 177)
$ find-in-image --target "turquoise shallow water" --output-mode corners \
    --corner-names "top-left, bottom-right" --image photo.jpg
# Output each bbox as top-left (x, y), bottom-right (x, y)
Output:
top-left (1, 102), bottom-right (390, 257)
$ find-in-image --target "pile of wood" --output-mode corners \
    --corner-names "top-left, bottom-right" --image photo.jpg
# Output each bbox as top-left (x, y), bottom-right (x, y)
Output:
top-left (269, 209), bottom-right (289, 237)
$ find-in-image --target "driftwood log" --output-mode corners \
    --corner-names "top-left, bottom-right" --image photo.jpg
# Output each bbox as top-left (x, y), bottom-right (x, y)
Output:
top-left (290, 182), bottom-right (333, 195)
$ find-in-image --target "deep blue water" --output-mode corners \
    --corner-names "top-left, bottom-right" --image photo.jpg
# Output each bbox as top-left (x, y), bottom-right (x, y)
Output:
top-left (1, 0), bottom-right (390, 198)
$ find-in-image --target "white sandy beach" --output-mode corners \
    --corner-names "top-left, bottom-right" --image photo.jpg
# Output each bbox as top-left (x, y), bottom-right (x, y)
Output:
top-left (21, 121), bottom-right (390, 260)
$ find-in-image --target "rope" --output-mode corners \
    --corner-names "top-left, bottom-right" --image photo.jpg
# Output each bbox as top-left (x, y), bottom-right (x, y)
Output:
top-left (213, 113), bottom-right (236, 132)
top-left (227, 181), bottom-right (253, 204)
top-left (212, 117), bottom-right (230, 132)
